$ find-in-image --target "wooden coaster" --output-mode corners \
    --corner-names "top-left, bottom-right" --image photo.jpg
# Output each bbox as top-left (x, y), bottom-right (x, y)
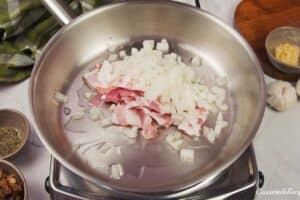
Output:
top-left (234, 0), bottom-right (300, 81)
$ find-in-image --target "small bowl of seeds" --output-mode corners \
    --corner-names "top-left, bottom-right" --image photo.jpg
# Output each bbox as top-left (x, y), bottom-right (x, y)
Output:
top-left (0, 109), bottom-right (30, 159)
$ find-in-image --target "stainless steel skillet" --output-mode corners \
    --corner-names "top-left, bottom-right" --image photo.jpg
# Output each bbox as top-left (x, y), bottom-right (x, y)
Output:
top-left (29, 0), bottom-right (266, 199)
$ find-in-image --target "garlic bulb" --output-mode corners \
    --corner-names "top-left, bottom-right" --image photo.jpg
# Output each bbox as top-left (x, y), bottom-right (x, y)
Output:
top-left (296, 79), bottom-right (300, 97)
top-left (267, 81), bottom-right (297, 112)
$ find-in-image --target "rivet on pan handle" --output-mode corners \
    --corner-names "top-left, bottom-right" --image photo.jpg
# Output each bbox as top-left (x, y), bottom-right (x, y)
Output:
top-left (41, 0), bottom-right (76, 26)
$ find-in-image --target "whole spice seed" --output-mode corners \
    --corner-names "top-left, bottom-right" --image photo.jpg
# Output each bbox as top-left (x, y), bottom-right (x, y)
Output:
top-left (0, 128), bottom-right (22, 157)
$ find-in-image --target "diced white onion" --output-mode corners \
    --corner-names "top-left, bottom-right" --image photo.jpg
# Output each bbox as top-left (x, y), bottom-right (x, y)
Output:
top-left (171, 114), bottom-right (184, 124)
top-left (169, 139), bottom-right (184, 151)
top-left (123, 127), bottom-right (138, 139)
top-left (156, 39), bottom-right (169, 53)
top-left (216, 77), bottom-right (228, 87)
top-left (207, 132), bottom-right (216, 144)
top-left (108, 54), bottom-right (118, 61)
top-left (54, 91), bottom-right (68, 103)
top-left (180, 148), bottom-right (195, 162)
top-left (131, 48), bottom-right (138, 55)
top-left (207, 129), bottom-right (216, 144)
top-left (71, 111), bottom-right (85, 120)
top-left (110, 104), bottom-right (116, 111)
top-left (110, 164), bottom-right (124, 179)
top-left (173, 131), bottom-right (182, 140)
top-left (203, 126), bottom-right (217, 144)
top-left (165, 133), bottom-right (175, 144)
top-left (165, 53), bottom-right (177, 60)
top-left (99, 143), bottom-right (112, 154)
top-left (218, 104), bottom-right (228, 111)
top-left (88, 106), bottom-right (102, 121)
top-left (214, 120), bottom-right (228, 137)
top-left (191, 56), bottom-right (201, 66)
top-left (165, 131), bottom-right (184, 151)
top-left (170, 53), bottom-right (177, 59)
top-left (143, 40), bottom-right (155, 50)
top-left (217, 112), bottom-right (223, 121)
top-left (107, 42), bottom-right (117, 52)
top-left (99, 118), bottom-right (112, 127)
top-left (138, 166), bottom-right (145, 179)
top-left (119, 50), bottom-right (126, 58)
top-left (177, 56), bottom-right (182, 63)
top-left (211, 86), bottom-right (226, 99)
top-left (84, 91), bottom-right (93, 99)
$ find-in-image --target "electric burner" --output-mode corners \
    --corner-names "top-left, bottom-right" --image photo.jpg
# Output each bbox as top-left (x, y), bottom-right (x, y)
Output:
top-left (45, 145), bottom-right (264, 200)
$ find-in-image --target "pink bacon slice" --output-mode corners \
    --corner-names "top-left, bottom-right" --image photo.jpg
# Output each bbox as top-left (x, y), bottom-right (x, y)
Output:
top-left (104, 88), bottom-right (144, 104)
top-left (136, 109), bottom-right (159, 139)
top-left (88, 87), bottom-right (143, 106)
top-left (112, 105), bottom-right (142, 127)
top-left (111, 106), bottom-right (159, 139)
top-left (142, 108), bottom-right (171, 128)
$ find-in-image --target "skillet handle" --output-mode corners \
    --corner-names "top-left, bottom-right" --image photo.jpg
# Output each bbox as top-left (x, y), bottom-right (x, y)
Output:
top-left (42, 0), bottom-right (201, 26)
top-left (41, 0), bottom-right (76, 26)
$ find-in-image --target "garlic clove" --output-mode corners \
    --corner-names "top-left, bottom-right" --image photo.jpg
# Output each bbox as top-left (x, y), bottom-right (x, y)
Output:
top-left (267, 81), bottom-right (297, 112)
top-left (296, 79), bottom-right (300, 97)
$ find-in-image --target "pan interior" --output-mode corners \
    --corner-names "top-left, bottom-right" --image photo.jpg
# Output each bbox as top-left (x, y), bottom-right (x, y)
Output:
top-left (31, 2), bottom-right (264, 194)
top-left (61, 38), bottom-right (235, 190)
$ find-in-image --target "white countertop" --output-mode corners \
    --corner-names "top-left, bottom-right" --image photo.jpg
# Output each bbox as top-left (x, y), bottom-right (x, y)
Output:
top-left (0, 0), bottom-right (299, 199)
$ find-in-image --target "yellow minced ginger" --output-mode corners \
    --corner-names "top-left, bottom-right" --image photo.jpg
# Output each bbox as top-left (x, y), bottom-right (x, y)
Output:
top-left (274, 43), bottom-right (300, 66)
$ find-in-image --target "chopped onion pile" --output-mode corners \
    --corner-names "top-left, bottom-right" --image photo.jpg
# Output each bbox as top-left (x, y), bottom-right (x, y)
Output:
top-left (83, 39), bottom-right (229, 141)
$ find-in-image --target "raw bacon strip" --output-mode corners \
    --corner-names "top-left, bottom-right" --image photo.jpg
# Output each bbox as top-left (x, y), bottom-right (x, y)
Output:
top-left (89, 94), bottom-right (103, 106)
top-left (121, 97), bottom-right (170, 128)
top-left (89, 87), bottom-right (144, 106)
top-left (136, 110), bottom-right (159, 139)
top-left (196, 106), bottom-right (209, 121)
top-left (197, 118), bottom-right (204, 125)
top-left (145, 101), bottom-right (161, 113)
top-left (142, 117), bottom-right (158, 139)
top-left (104, 88), bottom-right (143, 104)
top-left (142, 108), bottom-right (171, 128)
top-left (96, 87), bottom-right (117, 95)
top-left (124, 99), bottom-right (162, 114)
top-left (112, 106), bottom-right (142, 127)
top-left (111, 105), bottom-right (159, 139)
